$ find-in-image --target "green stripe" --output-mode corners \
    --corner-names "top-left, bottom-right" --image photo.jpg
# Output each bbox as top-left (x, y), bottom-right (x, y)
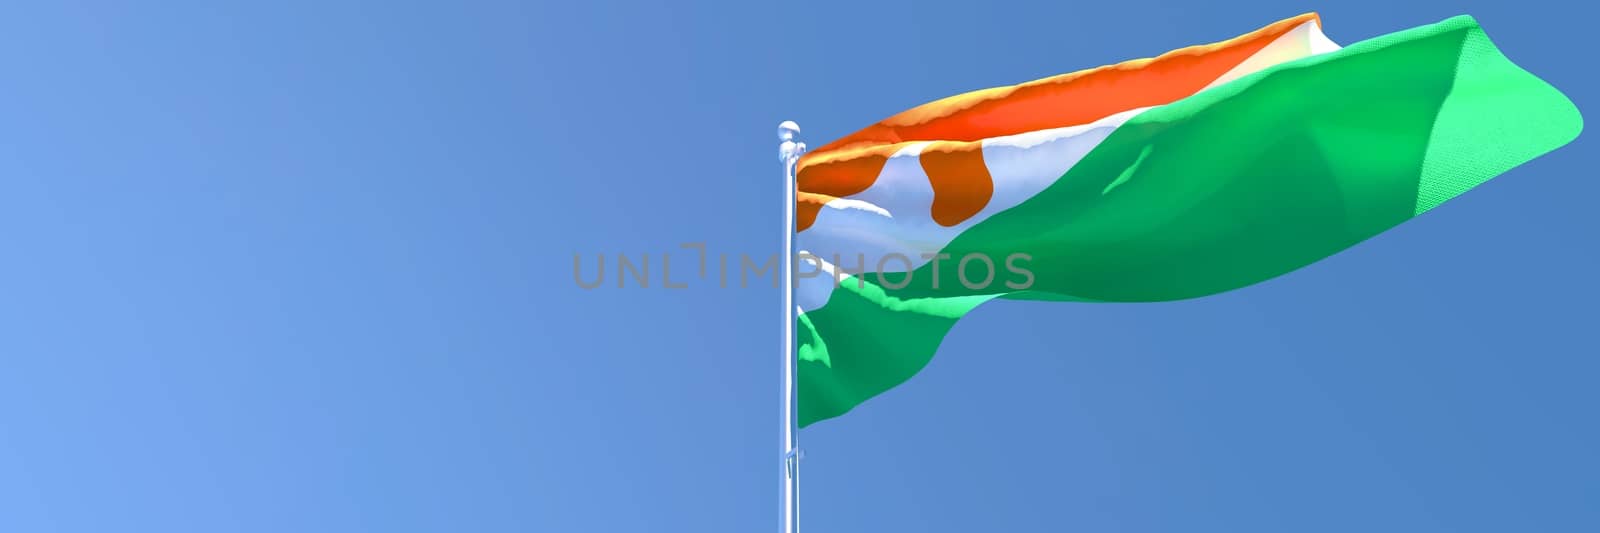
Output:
top-left (798, 15), bottom-right (1581, 427)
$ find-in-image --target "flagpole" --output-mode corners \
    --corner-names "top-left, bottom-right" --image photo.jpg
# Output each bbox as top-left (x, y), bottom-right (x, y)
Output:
top-left (778, 120), bottom-right (805, 533)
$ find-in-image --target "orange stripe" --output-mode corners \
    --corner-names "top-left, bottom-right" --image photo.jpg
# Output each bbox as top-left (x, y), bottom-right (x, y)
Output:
top-left (797, 192), bottom-right (834, 232)
top-left (919, 141), bottom-right (993, 226)
top-left (795, 13), bottom-right (1320, 232)
top-left (794, 148), bottom-right (891, 231)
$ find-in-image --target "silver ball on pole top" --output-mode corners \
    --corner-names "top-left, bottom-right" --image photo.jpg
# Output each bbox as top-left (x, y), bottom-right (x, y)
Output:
top-left (779, 120), bottom-right (806, 166)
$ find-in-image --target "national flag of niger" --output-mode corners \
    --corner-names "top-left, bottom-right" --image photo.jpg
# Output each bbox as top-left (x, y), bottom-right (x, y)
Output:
top-left (795, 13), bottom-right (1582, 427)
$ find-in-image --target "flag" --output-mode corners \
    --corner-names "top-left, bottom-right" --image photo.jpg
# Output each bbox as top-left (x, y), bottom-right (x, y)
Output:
top-left (795, 13), bottom-right (1581, 427)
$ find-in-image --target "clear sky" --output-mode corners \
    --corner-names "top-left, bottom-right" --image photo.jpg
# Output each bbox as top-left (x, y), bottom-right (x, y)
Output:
top-left (0, 1), bottom-right (1594, 531)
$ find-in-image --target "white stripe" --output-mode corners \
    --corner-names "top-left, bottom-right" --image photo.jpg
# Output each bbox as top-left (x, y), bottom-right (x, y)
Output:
top-left (1203, 20), bottom-right (1341, 90)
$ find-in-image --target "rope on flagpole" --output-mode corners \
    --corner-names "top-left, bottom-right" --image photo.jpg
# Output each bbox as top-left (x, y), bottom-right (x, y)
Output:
top-left (778, 120), bottom-right (805, 533)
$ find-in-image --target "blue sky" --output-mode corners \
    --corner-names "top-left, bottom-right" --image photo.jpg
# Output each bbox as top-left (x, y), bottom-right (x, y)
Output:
top-left (0, 1), bottom-right (1594, 531)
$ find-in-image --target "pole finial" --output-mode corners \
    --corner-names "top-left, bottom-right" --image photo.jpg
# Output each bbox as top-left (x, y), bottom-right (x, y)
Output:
top-left (778, 121), bottom-right (806, 166)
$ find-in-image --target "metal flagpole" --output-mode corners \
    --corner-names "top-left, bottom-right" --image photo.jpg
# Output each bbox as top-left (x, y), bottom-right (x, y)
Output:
top-left (778, 120), bottom-right (805, 533)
